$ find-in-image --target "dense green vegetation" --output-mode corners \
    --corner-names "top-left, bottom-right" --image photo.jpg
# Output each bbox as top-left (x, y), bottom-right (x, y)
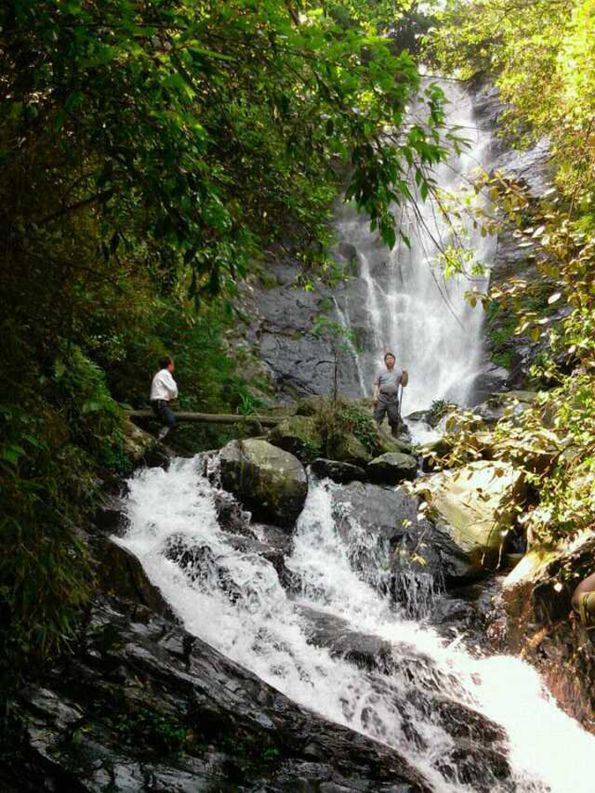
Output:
top-left (427, 0), bottom-right (595, 547)
top-left (0, 0), bottom-right (449, 682)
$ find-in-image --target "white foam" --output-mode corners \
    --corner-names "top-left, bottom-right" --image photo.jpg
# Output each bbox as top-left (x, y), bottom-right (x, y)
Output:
top-left (334, 82), bottom-right (495, 410)
top-left (118, 458), bottom-right (595, 793)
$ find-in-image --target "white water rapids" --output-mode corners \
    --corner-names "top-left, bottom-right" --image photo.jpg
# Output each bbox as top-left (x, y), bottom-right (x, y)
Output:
top-left (334, 83), bottom-right (496, 411)
top-left (119, 458), bottom-right (595, 793)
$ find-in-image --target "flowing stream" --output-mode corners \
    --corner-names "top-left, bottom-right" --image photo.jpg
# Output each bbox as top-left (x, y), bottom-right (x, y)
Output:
top-left (119, 458), bottom-right (595, 793)
top-left (116, 81), bottom-right (593, 793)
top-left (333, 82), bottom-right (495, 411)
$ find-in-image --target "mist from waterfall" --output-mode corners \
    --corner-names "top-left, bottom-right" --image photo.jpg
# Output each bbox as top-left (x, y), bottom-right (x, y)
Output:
top-left (119, 457), bottom-right (595, 793)
top-left (334, 83), bottom-right (495, 412)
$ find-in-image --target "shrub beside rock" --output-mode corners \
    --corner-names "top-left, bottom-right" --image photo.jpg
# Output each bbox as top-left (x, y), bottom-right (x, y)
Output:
top-left (219, 439), bottom-right (308, 528)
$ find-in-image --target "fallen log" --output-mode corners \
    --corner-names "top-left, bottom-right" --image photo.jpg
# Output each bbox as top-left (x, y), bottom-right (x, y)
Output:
top-left (126, 410), bottom-right (282, 427)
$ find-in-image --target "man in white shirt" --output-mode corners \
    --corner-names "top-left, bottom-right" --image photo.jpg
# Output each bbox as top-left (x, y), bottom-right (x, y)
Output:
top-left (150, 356), bottom-right (178, 440)
top-left (372, 351), bottom-right (408, 437)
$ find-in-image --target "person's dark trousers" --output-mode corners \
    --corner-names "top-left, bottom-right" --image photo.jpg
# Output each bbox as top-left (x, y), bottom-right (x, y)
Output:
top-left (151, 400), bottom-right (176, 429)
top-left (373, 395), bottom-right (400, 433)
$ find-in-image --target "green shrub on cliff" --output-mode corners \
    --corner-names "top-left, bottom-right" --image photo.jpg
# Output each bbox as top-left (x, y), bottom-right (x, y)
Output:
top-left (0, 347), bottom-right (123, 676)
top-left (426, 0), bottom-right (595, 549)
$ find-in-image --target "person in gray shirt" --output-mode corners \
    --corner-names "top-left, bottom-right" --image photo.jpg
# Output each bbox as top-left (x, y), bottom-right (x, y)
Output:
top-left (372, 351), bottom-right (408, 436)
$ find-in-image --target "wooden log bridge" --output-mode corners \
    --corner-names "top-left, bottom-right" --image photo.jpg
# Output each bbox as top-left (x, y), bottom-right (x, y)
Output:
top-left (127, 410), bottom-right (282, 427)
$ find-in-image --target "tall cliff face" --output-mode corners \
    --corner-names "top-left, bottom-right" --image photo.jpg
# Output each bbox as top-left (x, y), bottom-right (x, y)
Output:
top-left (469, 81), bottom-right (558, 389)
top-left (238, 81), bottom-right (553, 408)
top-left (238, 259), bottom-right (363, 403)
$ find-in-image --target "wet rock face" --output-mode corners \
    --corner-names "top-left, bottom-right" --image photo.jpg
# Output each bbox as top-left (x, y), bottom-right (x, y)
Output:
top-left (494, 533), bottom-right (595, 731)
top-left (244, 259), bottom-right (363, 401)
top-left (330, 482), bottom-right (473, 596)
top-left (298, 605), bottom-right (511, 792)
top-left (219, 438), bottom-right (308, 528)
top-left (165, 530), bottom-right (295, 595)
top-left (11, 596), bottom-right (432, 793)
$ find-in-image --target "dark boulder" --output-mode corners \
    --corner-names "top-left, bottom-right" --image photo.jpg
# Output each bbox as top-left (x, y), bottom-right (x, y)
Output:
top-left (213, 488), bottom-right (255, 537)
top-left (367, 452), bottom-right (418, 485)
top-left (311, 458), bottom-right (368, 484)
top-left (11, 597), bottom-right (433, 793)
top-left (94, 538), bottom-right (174, 620)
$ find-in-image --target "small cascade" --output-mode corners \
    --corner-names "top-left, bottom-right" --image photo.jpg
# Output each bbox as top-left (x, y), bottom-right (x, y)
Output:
top-left (333, 82), bottom-right (496, 411)
top-left (120, 457), bottom-right (595, 793)
top-left (332, 296), bottom-right (367, 395)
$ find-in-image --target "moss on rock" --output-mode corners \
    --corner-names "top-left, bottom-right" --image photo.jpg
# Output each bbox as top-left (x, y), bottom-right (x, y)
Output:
top-left (219, 439), bottom-right (308, 527)
top-left (419, 460), bottom-right (526, 578)
top-left (267, 415), bottom-right (322, 463)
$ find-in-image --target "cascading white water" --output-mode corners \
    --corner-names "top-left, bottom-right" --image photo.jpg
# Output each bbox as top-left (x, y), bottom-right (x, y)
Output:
top-left (334, 83), bottom-right (495, 411)
top-left (119, 457), bottom-right (595, 793)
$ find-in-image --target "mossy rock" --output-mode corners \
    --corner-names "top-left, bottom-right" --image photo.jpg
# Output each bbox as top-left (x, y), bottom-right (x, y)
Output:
top-left (327, 432), bottom-right (371, 466)
top-left (420, 460), bottom-right (526, 578)
top-left (219, 439), bottom-right (308, 528)
top-left (267, 415), bottom-right (322, 464)
top-left (122, 419), bottom-right (158, 463)
top-left (373, 427), bottom-right (413, 456)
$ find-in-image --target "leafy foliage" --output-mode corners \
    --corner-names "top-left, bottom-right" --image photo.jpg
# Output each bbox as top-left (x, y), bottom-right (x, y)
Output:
top-left (426, 0), bottom-right (595, 553)
top-left (0, 347), bottom-right (124, 683)
top-left (0, 0), bottom-right (452, 683)
top-left (1, 0), bottom-right (449, 297)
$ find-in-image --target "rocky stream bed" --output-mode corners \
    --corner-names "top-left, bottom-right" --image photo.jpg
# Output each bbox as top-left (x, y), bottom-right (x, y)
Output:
top-left (5, 406), bottom-right (593, 793)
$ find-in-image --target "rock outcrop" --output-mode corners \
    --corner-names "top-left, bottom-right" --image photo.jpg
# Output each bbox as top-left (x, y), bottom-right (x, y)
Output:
top-left (491, 531), bottom-right (595, 732)
top-left (219, 439), bottom-right (308, 527)
top-left (8, 593), bottom-right (433, 793)
top-left (419, 461), bottom-right (526, 579)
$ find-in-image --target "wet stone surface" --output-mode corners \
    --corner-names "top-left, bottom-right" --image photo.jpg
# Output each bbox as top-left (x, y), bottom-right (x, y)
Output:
top-left (10, 594), bottom-right (433, 793)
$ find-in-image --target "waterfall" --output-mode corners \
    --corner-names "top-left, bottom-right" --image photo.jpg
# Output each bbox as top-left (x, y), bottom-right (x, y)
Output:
top-left (119, 457), bottom-right (595, 793)
top-left (334, 83), bottom-right (495, 412)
